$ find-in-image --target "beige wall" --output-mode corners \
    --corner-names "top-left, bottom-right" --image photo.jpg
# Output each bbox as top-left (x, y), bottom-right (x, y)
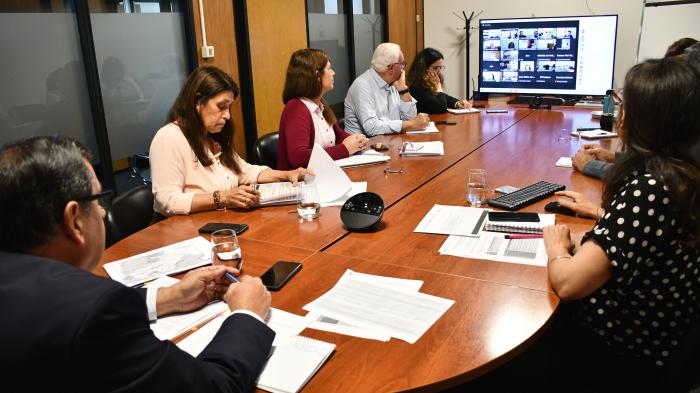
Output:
top-left (424, 0), bottom-right (645, 99)
top-left (246, 0), bottom-right (308, 138)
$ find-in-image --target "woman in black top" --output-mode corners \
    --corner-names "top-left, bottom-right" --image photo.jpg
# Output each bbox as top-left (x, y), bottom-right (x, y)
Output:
top-left (538, 57), bottom-right (700, 391)
top-left (406, 48), bottom-right (471, 114)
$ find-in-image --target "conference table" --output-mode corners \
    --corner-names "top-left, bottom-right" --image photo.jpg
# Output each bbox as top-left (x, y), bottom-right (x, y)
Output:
top-left (99, 101), bottom-right (613, 392)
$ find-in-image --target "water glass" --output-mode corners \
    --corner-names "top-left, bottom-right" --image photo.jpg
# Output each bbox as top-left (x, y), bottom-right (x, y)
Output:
top-left (296, 183), bottom-right (320, 220)
top-left (467, 169), bottom-right (488, 207)
top-left (211, 229), bottom-right (242, 271)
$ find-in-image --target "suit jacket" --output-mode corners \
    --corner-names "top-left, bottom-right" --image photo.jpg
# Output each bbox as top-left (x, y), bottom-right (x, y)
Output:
top-left (0, 251), bottom-right (275, 393)
top-left (277, 98), bottom-right (350, 169)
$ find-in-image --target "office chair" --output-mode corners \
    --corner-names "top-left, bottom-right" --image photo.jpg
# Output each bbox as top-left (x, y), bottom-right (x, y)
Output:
top-left (129, 153), bottom-right (151, 184)
top-left (338, 117), bottom-right (345, 130)
top-left (105, 184), bottom-right (154, 248)
top-left (251, 131), bottom-right (279, 168)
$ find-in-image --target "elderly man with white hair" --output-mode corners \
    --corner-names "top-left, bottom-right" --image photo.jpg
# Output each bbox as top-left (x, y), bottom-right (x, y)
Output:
top-left (344, 43), bottom-right (430, 136)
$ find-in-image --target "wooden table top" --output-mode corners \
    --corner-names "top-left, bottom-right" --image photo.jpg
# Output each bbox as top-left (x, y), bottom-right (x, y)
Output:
top-left (266, 252), bottom-right (559, 393)
top-left (98, 104), bottom-right (615, 392)
top-left (326, 107), bottom-right (614, 292)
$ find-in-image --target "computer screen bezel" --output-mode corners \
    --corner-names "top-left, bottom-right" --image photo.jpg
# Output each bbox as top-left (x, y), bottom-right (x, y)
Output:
top-left (478, 14), bottom-right (619, 97)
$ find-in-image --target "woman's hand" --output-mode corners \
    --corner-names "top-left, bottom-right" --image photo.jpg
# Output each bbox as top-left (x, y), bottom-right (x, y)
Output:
top-left (455, 100), bottom-right (472, 109)
top-left (555, 190), bottom-right (604, 219)
top-left (342, 134), bottom-right (369, 155)
top-left (427, 68), bottom-right (442, 92)
top-left (223, 185), bottom-right (260, 209)
top-left (543, 224), bottom-right (575, 258)
top-left (286, 167), bottom-right (314, 185)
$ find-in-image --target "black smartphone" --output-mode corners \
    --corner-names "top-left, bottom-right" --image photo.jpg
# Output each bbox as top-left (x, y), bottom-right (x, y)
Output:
top-left (198, 222), bottom-right (249, 235)
top-left (435, 120), bottom-right (457, 125)
top-left (261, 261), bottom-right (302, 291)
top-left (488, 212), bottom-right (540, 222)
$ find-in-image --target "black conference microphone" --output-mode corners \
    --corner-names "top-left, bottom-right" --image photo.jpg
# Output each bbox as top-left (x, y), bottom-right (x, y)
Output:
top-left (340, 192), bottom-right (384, 231)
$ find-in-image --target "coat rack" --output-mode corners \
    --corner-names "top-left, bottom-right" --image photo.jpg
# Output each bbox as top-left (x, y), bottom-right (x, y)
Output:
top-left (453, 10), bottom-right (482, 98)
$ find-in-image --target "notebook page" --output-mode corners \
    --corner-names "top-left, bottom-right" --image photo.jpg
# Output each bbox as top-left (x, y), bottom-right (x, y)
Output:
top-left (256, 336), bottom-right (335, 393)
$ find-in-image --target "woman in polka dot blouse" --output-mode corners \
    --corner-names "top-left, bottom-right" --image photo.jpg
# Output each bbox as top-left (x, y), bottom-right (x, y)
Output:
top-left (539, 57), bottom-right (700, 390)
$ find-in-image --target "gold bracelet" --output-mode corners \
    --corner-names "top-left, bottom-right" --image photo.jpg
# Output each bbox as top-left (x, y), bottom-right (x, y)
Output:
top-left (548, 255), bottom-right (572, 264)
top-left (213, 190), bottom-right (224, 210)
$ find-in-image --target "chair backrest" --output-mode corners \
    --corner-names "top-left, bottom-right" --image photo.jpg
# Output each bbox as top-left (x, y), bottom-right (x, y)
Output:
top-left (105, 184), bottom-right (154, 248)
top-left (251, 131), bottom-right (279, 168)
top-left (129, 153), bottom-right (151, 184)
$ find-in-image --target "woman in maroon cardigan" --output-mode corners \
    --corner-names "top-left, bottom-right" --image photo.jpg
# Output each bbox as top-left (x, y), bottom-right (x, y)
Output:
top-left (277, 48), bottom-right (368, 169)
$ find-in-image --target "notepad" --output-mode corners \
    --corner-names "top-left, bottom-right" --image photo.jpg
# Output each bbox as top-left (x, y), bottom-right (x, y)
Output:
top-left (406, 121), bottom-right (439, 134)
top-left (255, 182), bottom-right (301, 205)
top-left (399, 141), bottom-right (444, 156)
top-left (256, 335), bottom-right (335, 393)
top-left (447, 107), bottom-right (481, 114)
top-left (482, 213), bottom-right (555, 234)
top-left (569, 129), bottom-right (617, 139)
top-left (555, 157), bottom-right (573, 168)
top-left (334, 150), bottom-right (390, 167)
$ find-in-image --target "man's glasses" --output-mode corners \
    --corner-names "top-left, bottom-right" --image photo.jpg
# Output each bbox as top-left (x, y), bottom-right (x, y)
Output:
top-left (74, 189), bottom-right (114, 210)
top-left (392, 60), bottom-right (407, 69)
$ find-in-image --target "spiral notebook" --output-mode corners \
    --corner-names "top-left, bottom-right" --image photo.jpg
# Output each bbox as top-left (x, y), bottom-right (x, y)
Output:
top-left (482, 213), bottom-right (555, 234)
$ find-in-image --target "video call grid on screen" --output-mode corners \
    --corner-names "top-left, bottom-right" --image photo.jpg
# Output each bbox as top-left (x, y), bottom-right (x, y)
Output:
top-left (479, 15), bottom-right (618, 96)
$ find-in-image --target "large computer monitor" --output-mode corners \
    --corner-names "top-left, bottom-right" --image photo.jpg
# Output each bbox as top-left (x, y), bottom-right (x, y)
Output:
top-left (479, 15), bottom-right (618, 97)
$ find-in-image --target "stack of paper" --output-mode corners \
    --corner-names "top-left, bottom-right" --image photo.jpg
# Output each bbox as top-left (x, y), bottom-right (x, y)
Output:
top-left (255, 182), bottom-right (300, 205)
top-left (447, 107), bottom-right (481, 114)
top-left (178, 308), bottom-right (332, 393)
top-left (399, 141), bottom-right (444, 156)
top-left (103, 237), bottom-right (212, 287)
top-left (437, 212), bottom-right (555, 266)
top-left (303, 269), bottom-right (454, 344)
top-left (320, 182), bottom-right (367, 207)
top-left (406, 121), bottom-right (439, 134)
top-left (334, 150), bottom-right (390, 167)
top-left (569, 129), bottom-right (617, 139)
top-left (555, 157), bottom-right (573, 168)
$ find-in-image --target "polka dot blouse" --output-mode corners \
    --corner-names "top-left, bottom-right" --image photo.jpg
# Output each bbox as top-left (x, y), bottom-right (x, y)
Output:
top-left (577, 171), bottom-right (700, 367)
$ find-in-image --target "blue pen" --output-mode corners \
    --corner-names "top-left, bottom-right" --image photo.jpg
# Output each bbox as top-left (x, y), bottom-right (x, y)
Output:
top-left (225, 272), bottom-right (239, 283)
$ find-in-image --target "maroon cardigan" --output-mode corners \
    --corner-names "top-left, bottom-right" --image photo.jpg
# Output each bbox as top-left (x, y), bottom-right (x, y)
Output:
top-left (277, 98), bottom-right (351, 169)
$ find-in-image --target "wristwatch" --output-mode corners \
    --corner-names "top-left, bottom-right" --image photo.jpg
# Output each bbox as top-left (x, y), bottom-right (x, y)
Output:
top-left (398, 88), bottom-right (410, 95)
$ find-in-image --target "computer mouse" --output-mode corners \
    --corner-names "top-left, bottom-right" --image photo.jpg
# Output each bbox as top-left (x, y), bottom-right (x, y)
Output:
top-left (544, 201), bottom-right (577, 217)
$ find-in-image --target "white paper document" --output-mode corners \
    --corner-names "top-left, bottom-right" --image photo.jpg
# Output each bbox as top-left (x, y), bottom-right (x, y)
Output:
top-left (320, 182), bottom-right (367, 207)
top-left (447, 107), bottom-right (481, 114)
top-left (303, 270), bottom-right (454, 344)
top-left (555, 157), bottom-right (573, 168)
top-left (406, 121), bottom-right (439, 134)
top-left (570, 129), bottom-right (618, 139)
top-left (439, 214), bottom-right (555, 266)
top-left (103, 237), bottom-right (212, 287)
top-left (305, 270), bottom-right (424, 341)
top-left (414, 205), bottom-right (490, 237)
top-left (399, 141), bottom-right (444, 156)
top-left (177, 308), bottom-right (310, 357)
top-left (306, 143), bottom-right (353, 203)
top-left (334, 150), bottom-right (390, 167)
top-left (146, 276), bottom-right (228, 341)
top-left (256, 182), bottom-right (300, 205)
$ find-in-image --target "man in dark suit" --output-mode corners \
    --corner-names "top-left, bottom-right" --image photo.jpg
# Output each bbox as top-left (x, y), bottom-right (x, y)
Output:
top-left (0, 136), bottom-right (275, 392)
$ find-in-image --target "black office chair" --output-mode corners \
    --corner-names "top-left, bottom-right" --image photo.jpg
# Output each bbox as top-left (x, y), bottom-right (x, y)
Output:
top-left (338, 117), bottom-right (345, 130)
top-left (251, 131), bottom-right (279, 168)
top-left (105, 184), bottom-right (154, 248)
top-left (129, 153), bottom-right (151, 184)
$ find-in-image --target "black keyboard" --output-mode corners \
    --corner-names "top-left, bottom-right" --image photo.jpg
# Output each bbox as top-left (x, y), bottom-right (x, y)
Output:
top-left (488, 181), bottom-right (566, 211)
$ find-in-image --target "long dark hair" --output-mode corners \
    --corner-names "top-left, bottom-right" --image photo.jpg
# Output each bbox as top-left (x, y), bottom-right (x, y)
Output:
top-left (603, 57), bottom-right (700, 246)
top-left (407, 47), bottom-right (444, 95)
top-left (282, 48), bottom-right (337, 126)
top-left (167, 65), bottom-right (241, 173)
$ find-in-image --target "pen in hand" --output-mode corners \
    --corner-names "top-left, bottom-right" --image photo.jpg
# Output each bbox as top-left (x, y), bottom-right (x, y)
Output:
top-left (225, 272), bottom-right (239, 283)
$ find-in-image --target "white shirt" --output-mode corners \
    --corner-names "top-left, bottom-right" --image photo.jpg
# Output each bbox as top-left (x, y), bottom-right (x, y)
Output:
top-left (343, 68), bottom-right (417, 136)
top-left (300, 98), bottom-right (335, 148)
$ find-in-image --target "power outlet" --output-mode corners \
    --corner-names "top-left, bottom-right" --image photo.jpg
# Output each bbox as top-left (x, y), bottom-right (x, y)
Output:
top-left (202, 45), bottom-right (215, 59)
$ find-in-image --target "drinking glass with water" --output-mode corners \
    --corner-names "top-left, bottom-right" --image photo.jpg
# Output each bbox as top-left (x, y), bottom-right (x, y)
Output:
top-left (297, 183), bottom-right (320, 220)
top-left (467, 169), bottom-right (488, 207)
top-left (211, 229), bottom-right (242, 271)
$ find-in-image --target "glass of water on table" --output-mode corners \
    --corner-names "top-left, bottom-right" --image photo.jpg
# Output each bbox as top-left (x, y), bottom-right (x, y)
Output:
top-left (467, 169), bottom-right (488, 207)
top-left (297, 182), bottom-right (321, 220)
top-left (211, 229), bottom-right (242, 271)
